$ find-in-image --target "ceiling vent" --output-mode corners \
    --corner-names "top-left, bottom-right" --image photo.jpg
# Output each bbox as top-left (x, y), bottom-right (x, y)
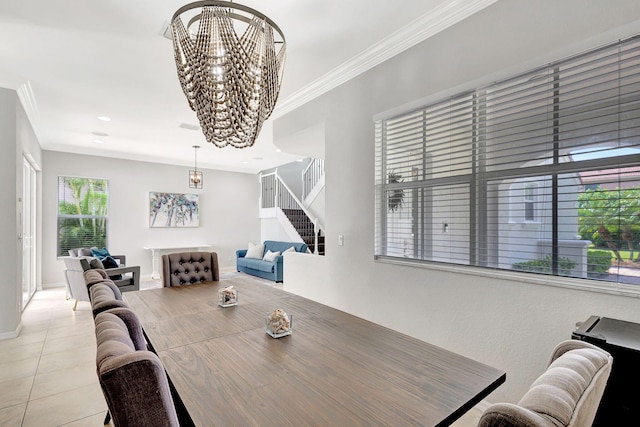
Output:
top-left (179, 123), bottom-right (200, 131)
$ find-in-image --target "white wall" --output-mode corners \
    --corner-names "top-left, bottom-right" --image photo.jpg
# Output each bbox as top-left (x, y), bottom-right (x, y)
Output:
top-left (42, 151), bottom-right (260, 285)
top-left (0, 88), bottom-right (43, 338)
top-left (0, 88), bottom-right (20, 338)
top-left (275, 0), bottom-right (640, 406)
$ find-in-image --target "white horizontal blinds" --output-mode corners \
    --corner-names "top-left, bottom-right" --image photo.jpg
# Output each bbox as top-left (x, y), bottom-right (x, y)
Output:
top-left (376, 95), bottom-right (474, 260)
top-left (556, 38), bottom-right (640, 157)
top-left (57, 177), bottom-right (109, 256)
top-left (483, 71), bottom-right (555, 172)
top-left (376, 34), bottom-right (640, 284)
top-left (424, 95), bottom-right (474, 180)
top-left (374, 121), bottom-right (384, 255)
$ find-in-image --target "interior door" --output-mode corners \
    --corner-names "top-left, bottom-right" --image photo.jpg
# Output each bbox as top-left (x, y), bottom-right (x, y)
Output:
top-left (21, 156), bottom-right (37, 310)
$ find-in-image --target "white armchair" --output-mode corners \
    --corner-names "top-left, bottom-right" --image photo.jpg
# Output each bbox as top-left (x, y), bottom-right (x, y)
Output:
top-left (63, 257), bottom-right (140, 310)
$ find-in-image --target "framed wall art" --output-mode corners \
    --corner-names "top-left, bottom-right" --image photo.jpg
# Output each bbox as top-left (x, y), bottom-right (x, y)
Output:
top-left (149, 192), bottom-right (199, 228)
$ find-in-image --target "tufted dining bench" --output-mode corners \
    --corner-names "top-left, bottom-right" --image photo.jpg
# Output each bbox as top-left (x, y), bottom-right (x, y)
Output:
top-left (161, 251), bottom-right (219, 287)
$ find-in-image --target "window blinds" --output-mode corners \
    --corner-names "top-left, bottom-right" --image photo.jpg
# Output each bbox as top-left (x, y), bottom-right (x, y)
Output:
top-left (376, 35), bottom-right (640, 285)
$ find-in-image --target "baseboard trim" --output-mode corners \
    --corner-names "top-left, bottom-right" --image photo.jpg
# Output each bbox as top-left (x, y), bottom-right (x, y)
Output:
top-left (0, 321), bottom-right (22, 341)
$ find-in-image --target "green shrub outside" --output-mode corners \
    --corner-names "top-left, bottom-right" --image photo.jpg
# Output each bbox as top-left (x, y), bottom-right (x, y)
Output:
top-left (587, 250), bottom-right (613, 277)
top-left (512, 255), bottom-right (576, 276)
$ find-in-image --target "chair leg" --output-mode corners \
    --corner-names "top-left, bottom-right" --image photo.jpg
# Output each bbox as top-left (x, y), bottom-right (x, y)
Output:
top-left (103, 410), bottom-right (111, 425)
top-left (72, 299), bottom-right (78, 311)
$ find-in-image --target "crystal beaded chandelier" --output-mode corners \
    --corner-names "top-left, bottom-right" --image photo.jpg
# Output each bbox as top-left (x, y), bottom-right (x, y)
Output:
top-left (171, 1), bottom-right (286, 149)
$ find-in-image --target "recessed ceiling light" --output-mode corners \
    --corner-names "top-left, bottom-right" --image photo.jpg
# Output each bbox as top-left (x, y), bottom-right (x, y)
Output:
top-left (275, 148), bottom-right (282, 152)
top-left (93, 139), bottom-right (105, 144)
top-left (97, 116), bottom-right (111, 122)
top-left (242, 161), bottom-right (249, 164)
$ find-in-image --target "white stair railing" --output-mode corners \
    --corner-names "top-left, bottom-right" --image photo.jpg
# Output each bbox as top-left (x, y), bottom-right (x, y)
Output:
top-left (261, 170), bottom-right (324, 254)
top-left (302, 158), bottom-right (325, 201)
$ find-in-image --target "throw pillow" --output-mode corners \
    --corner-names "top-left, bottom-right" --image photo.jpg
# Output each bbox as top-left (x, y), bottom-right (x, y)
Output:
top-left (91, 247), bottom-right (111, 258)
top-left (263, 250), bottom-right (281, 262)
top-left (245, 242), bottom-right (265, 259)
top-left (89, 258), bottom-right (105, 270)
top-left (101, 256), bottom-right (119, 269)
top-left (282, 246), bottom-right (295, 254)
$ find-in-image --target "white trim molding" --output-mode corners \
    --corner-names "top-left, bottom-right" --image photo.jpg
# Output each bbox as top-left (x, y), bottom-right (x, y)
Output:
top-left (273, 0), bottom-right (499, 118)
top-left (17, 80), bottom-right (42, 140)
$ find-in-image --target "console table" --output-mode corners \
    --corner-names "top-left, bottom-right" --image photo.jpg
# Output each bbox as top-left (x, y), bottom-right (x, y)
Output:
top-left (143, 245), bottom-right (213, 279)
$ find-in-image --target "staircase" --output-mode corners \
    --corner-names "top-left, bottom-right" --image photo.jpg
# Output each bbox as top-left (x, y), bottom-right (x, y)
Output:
top-left (261, 161), bottom-right (325, 255)
top-left (282, 209), bottom-right (325, 255)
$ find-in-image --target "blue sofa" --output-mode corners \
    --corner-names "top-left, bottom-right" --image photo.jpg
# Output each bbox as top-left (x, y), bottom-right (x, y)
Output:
top-left (236, 240), bottom-right (309, 282)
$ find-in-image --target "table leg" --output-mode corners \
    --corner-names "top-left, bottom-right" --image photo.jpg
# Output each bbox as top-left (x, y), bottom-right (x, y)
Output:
top-left (150, 249), bottom-right (160, 279)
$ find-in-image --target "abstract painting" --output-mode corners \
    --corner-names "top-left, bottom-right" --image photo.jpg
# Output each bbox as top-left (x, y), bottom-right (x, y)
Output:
top-left (149, 192), bottom-right (199, 227)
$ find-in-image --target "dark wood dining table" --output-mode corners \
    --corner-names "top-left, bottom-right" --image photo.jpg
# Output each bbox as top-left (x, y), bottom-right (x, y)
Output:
top-left (123, 277), bottom-right (505, 426)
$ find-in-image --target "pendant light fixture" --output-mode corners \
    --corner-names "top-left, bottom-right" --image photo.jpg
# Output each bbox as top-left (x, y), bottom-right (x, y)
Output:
top-left (189, 145), bottom-right (203, 189)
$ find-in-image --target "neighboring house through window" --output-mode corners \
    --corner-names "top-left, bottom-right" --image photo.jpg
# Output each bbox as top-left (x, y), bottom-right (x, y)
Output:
top-left (57, 176), bottom-right (109, 257)
top-left (375, 34), bottom-right (640, 288)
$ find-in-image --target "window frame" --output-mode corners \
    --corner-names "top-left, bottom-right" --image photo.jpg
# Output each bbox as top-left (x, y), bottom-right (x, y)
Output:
top-left (57, 176), bottom-right (110, 258)
top-left (374, 34), bottom-right (640, 296)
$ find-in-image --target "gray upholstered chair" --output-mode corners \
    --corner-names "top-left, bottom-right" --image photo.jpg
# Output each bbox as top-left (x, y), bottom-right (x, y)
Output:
top-left (161, 251), bottom-right (219, 287)
top-left (94, 307), bottom-right (179, 427)
top-left (86, 272), bottom-right (128, 317)
top-left (478, 339), bottom-right (613, 427)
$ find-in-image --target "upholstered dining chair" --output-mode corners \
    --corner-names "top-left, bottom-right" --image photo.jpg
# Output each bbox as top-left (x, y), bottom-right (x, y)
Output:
top-left (94, 307), bottom-right (180, 427)
top-left (87, 275), bottom-right (128, 317)
top-left (477, 339), bottom-right (613, 427)
top-left (161, 251), bottom-right (220, 287)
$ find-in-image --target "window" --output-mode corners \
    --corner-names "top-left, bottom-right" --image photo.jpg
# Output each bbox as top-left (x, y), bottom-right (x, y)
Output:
top-left (375, 35), bottom-right (640, 286)
top-left (524, 183), bottom-right (536, 222)
top-left (57, 177), bottom-right (109, 257)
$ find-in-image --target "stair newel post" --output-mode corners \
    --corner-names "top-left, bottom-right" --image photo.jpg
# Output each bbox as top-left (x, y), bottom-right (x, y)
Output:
top-left (313, 218), bottom-right (319, 255)
top-left (274, 168), bottom-right (279, 209)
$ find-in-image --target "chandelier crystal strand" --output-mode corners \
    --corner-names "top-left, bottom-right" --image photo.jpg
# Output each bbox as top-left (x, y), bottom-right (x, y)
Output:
top-left (171, 1), bottom-right (286, 148)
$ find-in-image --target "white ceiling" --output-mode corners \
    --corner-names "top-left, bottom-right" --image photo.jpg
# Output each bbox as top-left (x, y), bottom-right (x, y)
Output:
top-left (0, 0), bottom-right (496, 173)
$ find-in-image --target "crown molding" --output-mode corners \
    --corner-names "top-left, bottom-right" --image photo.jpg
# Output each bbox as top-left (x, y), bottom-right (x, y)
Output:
top-left (17, 80), bottom-right (42, 140)
top-left (273, 0), bottom-right (498, 118)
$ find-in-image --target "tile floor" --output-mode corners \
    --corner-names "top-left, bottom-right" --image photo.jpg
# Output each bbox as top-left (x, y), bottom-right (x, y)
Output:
top-left (0, 280), bottom-right (483, 427)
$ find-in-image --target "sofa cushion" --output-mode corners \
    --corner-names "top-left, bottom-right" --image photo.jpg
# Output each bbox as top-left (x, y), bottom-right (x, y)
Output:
top-left (238, 258), bottom-right (274, 273)
top-left (237, 257), bottom-right (250, 268)
top-left (256, 260), bottom-right (275, 273)
top-left (263, 250), bottom-right (280, 262)
top-left (244, 258), bottom-right (264, 270)
top-left (245, 242), bottom-right (265, 259)
top-left (263, 240), bottom-right (308, 255)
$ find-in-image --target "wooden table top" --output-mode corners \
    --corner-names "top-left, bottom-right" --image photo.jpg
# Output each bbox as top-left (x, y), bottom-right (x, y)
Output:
top-left (124, 278), bottom-right (505, 427)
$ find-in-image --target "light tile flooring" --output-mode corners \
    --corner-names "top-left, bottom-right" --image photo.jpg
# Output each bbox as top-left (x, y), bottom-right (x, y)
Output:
top-left (0, 280), bottom-right (482, 427)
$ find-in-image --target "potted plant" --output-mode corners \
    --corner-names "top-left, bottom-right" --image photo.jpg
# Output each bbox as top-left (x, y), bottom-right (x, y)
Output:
top-left (388, 171), bottom-right (404, 212)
